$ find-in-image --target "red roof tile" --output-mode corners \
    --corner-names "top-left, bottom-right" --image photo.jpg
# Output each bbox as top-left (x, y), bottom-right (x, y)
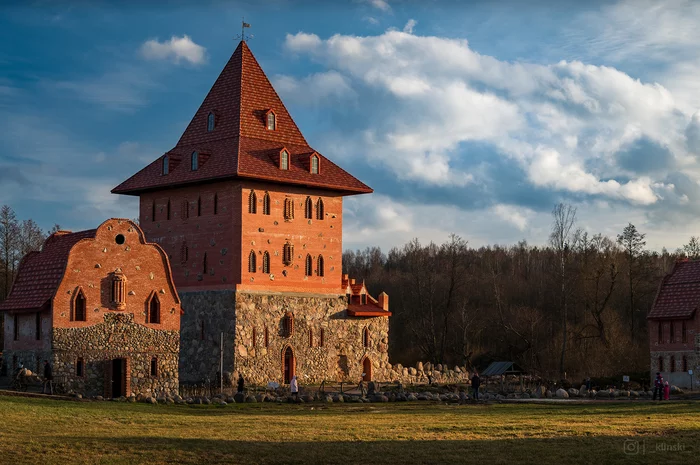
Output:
top-left (0, 229), bottom-right (96, 312)
top-left (648, 260), bottom-right (700, 319)
top-left (112, 41), bottom-right (371, 196)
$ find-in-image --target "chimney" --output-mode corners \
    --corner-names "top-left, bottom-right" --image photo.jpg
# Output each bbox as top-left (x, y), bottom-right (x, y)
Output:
top-left (378, 292), bottom-right (389, 311)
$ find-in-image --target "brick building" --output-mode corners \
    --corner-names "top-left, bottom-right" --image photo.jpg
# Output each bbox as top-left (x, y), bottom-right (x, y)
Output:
top-left (647, 259), bottom-right (700, 388)
top-left (0, 219), bottom-right (181, 397)
top-left (112, 41), bottom-right (391, 385)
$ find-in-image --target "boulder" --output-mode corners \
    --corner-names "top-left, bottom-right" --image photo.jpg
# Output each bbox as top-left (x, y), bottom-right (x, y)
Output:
top-left (407, 394), bottom-right (417, 401)
top-left (416, 362), bottom-right (424, 372)
top-left (245, 395), bottom-right (257, 403)
top-left (325, 395), bottom-right (334, 403)
top-left (147, 396), bottom-right (157, 404)
top-left (333, 395), bottom-right (344, 403)
top-left (568, 388), bottom-right (579, 397)
top-left (521, 392), bottom-right (530, 399)
top-left (671, 385), bottom-right (683, 395)
top-left (226, 396), bottom-right (235, 404)
top-left (556, 389), bottom-right (569, 399)
top-left (234, 392), bottom-right (245, 403)
top-left (545, 390), bottom-right (553, 398)
top-left (408, 368), bottom-right (417, 376)
top-left (95, 396), bottom-right (104, 401)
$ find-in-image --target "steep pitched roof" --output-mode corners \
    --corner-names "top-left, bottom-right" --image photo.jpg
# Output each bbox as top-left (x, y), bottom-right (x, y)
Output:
top-left (648, 260), bottom-right (700, 319)
top-left (112, 41), bottom-right (371, 196)
top-left (0, 229), bottom-right (96, 312)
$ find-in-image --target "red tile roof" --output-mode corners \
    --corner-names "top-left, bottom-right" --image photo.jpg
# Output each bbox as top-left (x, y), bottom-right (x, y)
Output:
top-left (648, 260), bottom-right (700, 319)
top-left (112, 41), bottom-right (371, 196)
top-left (0, 229), bottom-right (96, 313)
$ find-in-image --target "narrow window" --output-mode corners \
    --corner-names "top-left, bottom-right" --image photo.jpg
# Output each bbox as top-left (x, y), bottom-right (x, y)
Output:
top-left (670, 356), bottom-right (676, 372)
top-left (346, 293), bottom-right (351, 305)
top-left (659, 356), bottom-right (664, 372)
top-left (263, 192), bottom-right (270, 215)
top-left (658, 322), bottom-right (663, 344)
top-left (263, 251), bottom-right (270, 274)
top-left (281, 150), bottom-right (289, 170)
top-left (320, 328), bottom-right (325, 348)
top-left (311, 155), bottom-right (319, 174)
top-left (284, 198), bottom-right (294, 220)
top-left (35, 312), bottom-right (41, 340)
top-left (13, 314), bottom-right (18, 340)
top-left (207, 112), bottom-right (215, 132)
top-left (363, 327), bottom-right (370, 348)
top-left (670, 321), bottom-right (675, 343)
top-left (309, 328), bottom-right (314, 348)
top-left (191, 151), bottom-right (199, 171)
top-left (150, 357), bottom-right (158, 377)
top-left (182, 200), bottom-right (189, 220)
top-left (248, 250), bottom-right (257, 273)
top-left (197, 196), bottom-right (202, 216)
top-left (316, 198), bottom-right (324, 220)
top-left (213, 193), bottom-right (218, 215)
top-left (162, 155), bottom-right (169, 175)
top-left (267, 112), bottom-right (276, 130)
top-left (76, 358), bottom-right (84, 377)
top-left (305, 196), bottom-right (312, 219)
top-left (148, 294), bottom-right (160, 324)
top-left (317, 255), bottom-right (324, 277)
top-left (151, 200), bottom-right (156, 222)
top-left (283, 312), bottom-right (294, 337)
top-left (305, 254), bottom-right (312, 277)
top-left (252, 328), bottom-right (257, 347)
top-left (264, 327), bottom-right (269, 347)
top-left (200, 320), bottom-right (205, 340)
top-left (249, 190), bottom-right (257, 214)
top-left (180, 242), bottom-right (188, 264)
top-left (167, 200), bottom-right (171, 220)
top-left (683, 356), bottom-right (688, 372)
top-left (361, 294), bottom-right (367, 305)
top-left (682, 321), bottom-right (687, 343)
top-left (74, 290), bottom-right (87, 322)
top-left (203, 253), bottom-right (208, 275)
top-left (283, 242), bottom-right (294, 266)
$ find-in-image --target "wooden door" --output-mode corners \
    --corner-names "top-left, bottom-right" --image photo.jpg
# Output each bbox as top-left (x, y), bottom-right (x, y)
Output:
top-left (362, 357), bottom-right (372, 382)
top-left (283, 346), bottom-right (295, 384)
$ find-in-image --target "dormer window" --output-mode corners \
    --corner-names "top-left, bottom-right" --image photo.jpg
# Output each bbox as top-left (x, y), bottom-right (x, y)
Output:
top-left (281, 150), bottom-right (289, 170)
top-left (266, 110), bottom-right (276, 130)
top-left (162, 156), bottom-right (169, 175)
top-left (191, 151), bottom-right (199, 171)
top-left (311, 155), bottom-right (319, 174)
top-left (207, 112), bottom-right (215, 132)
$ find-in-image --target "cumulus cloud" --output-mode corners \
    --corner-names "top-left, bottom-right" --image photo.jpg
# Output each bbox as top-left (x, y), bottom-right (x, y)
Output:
top-left (273, 71), bottom-right (355, 104)
top-left (140, 35), bottom-right (206, 65)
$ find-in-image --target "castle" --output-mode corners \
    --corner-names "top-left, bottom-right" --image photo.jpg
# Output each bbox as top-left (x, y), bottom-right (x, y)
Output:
top-left (111, 41), bottom-right (391, 386)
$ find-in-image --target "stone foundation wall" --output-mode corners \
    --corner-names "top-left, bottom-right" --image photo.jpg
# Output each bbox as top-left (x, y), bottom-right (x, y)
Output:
top-left (234, 291), bottom-right (391, 385)
top-left (650, 350), bottom-right (700, 389)
top-left (53, 313), bottom-right (179, 397)
top-left (178, 290), bottom-right (236, 384)
top-left (2, 349), bottom-right (52, 376)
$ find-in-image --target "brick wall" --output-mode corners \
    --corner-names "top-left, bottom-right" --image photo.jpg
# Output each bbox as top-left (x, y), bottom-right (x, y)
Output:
top-left (648, 314), bottom-right (700, 388)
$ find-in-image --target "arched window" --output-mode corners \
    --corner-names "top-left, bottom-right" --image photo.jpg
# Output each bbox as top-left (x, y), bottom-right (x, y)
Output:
top-left (320, 328), bottom-right (325, 348)
top-left (203, 253), bottom-right (208, 275)
top-left (150, 357), bottom-right (158, 377)
top-left (283, 312), bottom-right (294, 337)
top-left (670, 322), bottom-right (675, 343)
top-left (248, 250), bottom-right (257, 273)
top-left (214, 193), bottom-right (218, 215)
top-left (151, 200), bottom-right (156, 222)
top-left (264, 327), bottom-right (269, 347)
top-left (267, 111), bottom-right (276, 130)
top-left (683, 356), bottom-right (688, 372)
top-left (207, 112), bottom-right (215, 132)
top-left (284, 198), bottom-right (294, 220)
top-left (309, 328), bottom-right (314, 348)
top-left (311, 155), bottom-right (319, 174)
top-left (263, 192), bottom-right (271, 215)
top-left (182, 200), bottom-right (189, 220)
top-left (249, 190), bottom-right (257, 214)
top-left (283, 242), bottom-right (294, 266)
top-left (147, 293), bottom-right (160, 324)
top-left (167, 200), bottom-right (171, 220)
top-left (363, 327), bottom-right (370, 348)
top-left (305, 254), bottom-right (312, 277)
top-left (316, 198), bottom-right (324, 220)
top-left (670, 356), bottom-right (676, 372)
top-left (197, 196), bottom-right (202, 216)
top-left (252, 328), bottom-right (257, 347)
top-left (317, 255), bottom-right (324, 277)
top-left (76, 358), bottom-right (84, 377)
top-left (162, 155), bottom-right (169, 175)
top-left (305, 196), bottom-right (312, 219)
top-left (659, 356), bottom-right (664, 372)
top-left (73, 289), bottom-right (87, 322)
top-left (191, 151), bottom-right (199, 171)
top-left (280, 150), bottom-right (289, 170)
top-left (263, 251), bottom-right (270, 274)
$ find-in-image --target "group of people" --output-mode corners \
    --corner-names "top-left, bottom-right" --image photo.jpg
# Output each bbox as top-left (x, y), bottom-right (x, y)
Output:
top-left (653, 372), bottom-right (671, 401)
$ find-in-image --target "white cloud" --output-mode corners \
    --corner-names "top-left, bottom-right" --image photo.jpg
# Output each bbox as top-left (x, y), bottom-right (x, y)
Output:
top-left (273, 71), bottom-right (355, 104)
top-left (140, 35), bottom-right (206, 65)
top-left (366, 0), bottom-right (391, 12)
top-left (491, 204), bottom-right (533, 231)
top-left (364, 16), bottom-right (379, 25)
top-left (403, 19), bottom-right (417, 34)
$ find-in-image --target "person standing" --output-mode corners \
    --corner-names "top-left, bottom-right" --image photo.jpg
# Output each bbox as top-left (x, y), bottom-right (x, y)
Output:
top-left (43, 360), bottom-right (53, 395)
top-left (471, 371), bottom-right (481, 400)
top-left (663, 381), bottom-right (671, 401)
top-left (653, 372), bottom-right (664, 401)
top-left (237, 373), bottom-right (245, 394)
top-left (290, 375), bottom-right (299, 400)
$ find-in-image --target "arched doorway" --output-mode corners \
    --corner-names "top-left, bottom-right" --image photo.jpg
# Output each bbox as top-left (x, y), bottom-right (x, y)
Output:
top-left (283, 346), bottom-right (296, 384)
top-left (362, 357), bottom-right (372, 382)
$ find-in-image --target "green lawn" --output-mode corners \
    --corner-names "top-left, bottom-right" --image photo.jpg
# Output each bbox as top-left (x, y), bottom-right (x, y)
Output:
top-left (0, 396), bottom-right (697, 464)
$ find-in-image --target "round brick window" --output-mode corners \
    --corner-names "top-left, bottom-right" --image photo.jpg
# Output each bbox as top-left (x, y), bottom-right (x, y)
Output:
top-left (115, 234), bottom-right (126, 245)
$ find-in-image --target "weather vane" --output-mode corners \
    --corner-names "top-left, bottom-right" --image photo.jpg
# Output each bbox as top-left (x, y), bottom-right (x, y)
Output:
top-left (237, 17), bottom-right (253, 42)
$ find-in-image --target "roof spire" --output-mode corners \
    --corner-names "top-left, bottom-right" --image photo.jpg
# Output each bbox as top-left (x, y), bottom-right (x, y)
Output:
top-left (237, 17), bottom-right (253, 43)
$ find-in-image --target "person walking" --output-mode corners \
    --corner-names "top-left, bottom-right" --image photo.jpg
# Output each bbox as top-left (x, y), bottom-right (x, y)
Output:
top-left (43, 360), bottom-right (53, 395)
top-left (290, 375), bottom-right (299, 400)
top-left (653, 372), bottom-right (664, 401)
top-left (471, 371), bottom-right (481, 400)
top-left (237, 373), bottom-right (245, 394)
top-left (663, 381), bottom-right (671, 401)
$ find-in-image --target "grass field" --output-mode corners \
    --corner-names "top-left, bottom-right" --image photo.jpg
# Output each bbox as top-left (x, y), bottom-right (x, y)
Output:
top-left (0, 396), bottom-right (698, 464)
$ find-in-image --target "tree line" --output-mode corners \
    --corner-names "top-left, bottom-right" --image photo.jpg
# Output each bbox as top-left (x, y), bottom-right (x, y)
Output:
top-left (343, 203), bottom-right (700, 380)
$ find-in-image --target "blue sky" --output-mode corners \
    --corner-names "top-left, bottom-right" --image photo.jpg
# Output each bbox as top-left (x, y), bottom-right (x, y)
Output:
top-left (3, 0), bottom-right (700, 252)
